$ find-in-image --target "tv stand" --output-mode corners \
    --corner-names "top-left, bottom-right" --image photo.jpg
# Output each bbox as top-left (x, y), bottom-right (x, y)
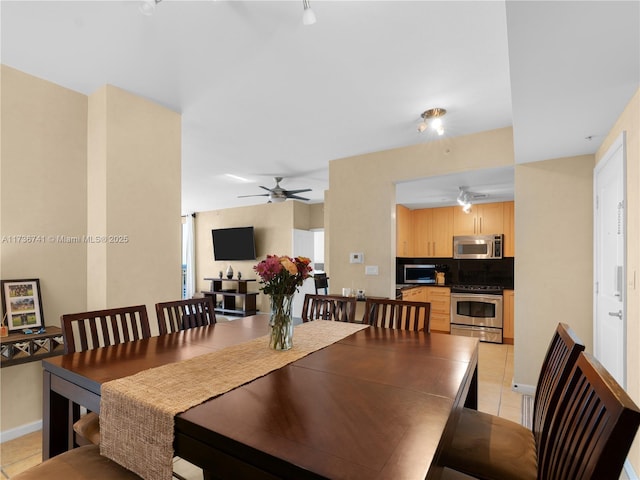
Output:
top-left (202, 278), bottom-right (258, 317)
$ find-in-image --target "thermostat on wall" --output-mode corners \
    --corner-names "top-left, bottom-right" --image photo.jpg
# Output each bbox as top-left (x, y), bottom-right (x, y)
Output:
top-left (349, 252), bottom-right (364, 264)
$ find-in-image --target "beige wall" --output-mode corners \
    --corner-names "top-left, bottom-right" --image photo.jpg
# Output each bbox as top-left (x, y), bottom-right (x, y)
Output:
top-left (195, 201), bottom-right (321, 313)
top-left (326, 127), bottom-right (514, 298)
top-left (0, 67), bottom-right (181, 435)
top-left (513, 155), bottom-right (594, 385)
top-left (1, 66), bottom-right (88, 432)
top-left (595, 88), bottom-right (639, 473)
top-left (87, 85), bottom-right (182, 324)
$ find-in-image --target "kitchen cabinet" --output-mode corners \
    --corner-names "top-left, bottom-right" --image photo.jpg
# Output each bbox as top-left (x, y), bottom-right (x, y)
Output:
top-left (424, 286), bottom-right (451, 333)
top-left (453, 202), bottom-right (504, 236)
top-left (401, 286), bottom-right (429, 330)
top-left (503, 201), bottom-right (515, 257)
top-left (412, 206), bottom-right (453, 257)
top-left (402, 286), bottom-right (427, 302)
top-left (396, 204), bottom-right (413, 257)
top-left (503, 289), bottom-right (514, 344)
top-left (402, 286), bottom-right (450, 333)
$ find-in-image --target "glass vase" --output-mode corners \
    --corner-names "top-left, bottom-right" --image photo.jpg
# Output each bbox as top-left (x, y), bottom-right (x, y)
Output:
top-left (269, 294), bottom-right (294, 351)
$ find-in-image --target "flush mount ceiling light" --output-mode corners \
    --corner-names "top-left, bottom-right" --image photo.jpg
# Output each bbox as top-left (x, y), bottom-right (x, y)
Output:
top-left (417, 108), bottom-right (447, 135)
top-left (139, 0), bottom-right (161, 16)
top-left (302, 0), bottom-right (317, 25)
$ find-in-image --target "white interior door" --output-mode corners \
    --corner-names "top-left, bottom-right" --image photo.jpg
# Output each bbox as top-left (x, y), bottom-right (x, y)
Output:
top-left (594, 132), bottom-right (626, 387)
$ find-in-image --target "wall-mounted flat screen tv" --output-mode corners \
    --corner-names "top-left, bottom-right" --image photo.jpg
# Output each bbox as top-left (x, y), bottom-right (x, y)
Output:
top-left (212, 227), bottom-right (257, 261)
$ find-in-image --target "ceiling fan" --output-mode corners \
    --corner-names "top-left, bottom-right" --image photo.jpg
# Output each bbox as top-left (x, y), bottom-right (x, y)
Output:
top-left (238, 177), bottom-right (312, 203)
top-left (457, 186), bottom-right (488, 212)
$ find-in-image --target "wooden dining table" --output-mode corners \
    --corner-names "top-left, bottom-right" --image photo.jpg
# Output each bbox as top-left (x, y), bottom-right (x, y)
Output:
top-left (42, 314), bottom-right (478, 480)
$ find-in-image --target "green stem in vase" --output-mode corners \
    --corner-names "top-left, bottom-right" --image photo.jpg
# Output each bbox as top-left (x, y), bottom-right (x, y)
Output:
top-left (269, 294), bottom-right (294, 350)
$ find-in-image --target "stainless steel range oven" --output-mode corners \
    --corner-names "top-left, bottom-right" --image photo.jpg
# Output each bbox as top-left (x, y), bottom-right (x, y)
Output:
top-left (450, 285), bottom-right (503, 343)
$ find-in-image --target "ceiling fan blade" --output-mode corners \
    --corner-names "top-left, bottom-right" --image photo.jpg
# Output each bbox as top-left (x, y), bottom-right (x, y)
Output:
top-left (259, 186), bottom-right (275, 192)
top-left (287, 194), bottom-right (310, 201)
top-left (238, 193), bottom-right (270, 198)
top-left (284, 188), bottom-right (312, 195)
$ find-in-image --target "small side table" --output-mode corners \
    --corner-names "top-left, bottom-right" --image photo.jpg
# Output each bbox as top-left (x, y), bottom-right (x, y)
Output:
top-left (0, 326), bottom-right (65, 368)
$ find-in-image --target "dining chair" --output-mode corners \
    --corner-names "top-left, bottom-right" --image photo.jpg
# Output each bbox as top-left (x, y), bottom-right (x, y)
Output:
top-left (60, 305), bottom-right (152, 447)
top-left (61, 305), bottom-right (151, 355)
top-left (537, 352), bottom-right (640, 479)
top-left (12, 445), bottom-right (142, 480)
top-left (301, 293), bottom-right (357, 323)
top-left (313, 273), bottom-right (329, 294)
top-left (362, 297), bottom-right (431, 332)
top-left (155, 296), bottom-right (216, 334)
top-left (439, 322), bottom-right (587, 480)
top-left (441, 353), bottom-right (640, 480)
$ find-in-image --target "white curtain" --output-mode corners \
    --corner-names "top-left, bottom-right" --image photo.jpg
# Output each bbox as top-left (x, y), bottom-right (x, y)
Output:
top-left (184, 214), bottom-right (196, 299)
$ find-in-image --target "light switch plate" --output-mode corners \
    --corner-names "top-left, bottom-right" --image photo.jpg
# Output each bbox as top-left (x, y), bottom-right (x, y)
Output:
top-left (365, 265), bottom-right (379, 275)
top-left (349, 252), bottom-right (364, 264)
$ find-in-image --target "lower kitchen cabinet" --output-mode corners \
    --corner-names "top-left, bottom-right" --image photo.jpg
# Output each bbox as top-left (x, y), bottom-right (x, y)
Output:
top-left (403, 286), bottom-right (451, 333)
top-left (503, 289), bottom-right (514, 344)
top-left (402, 287), bottom-right (428, 330)
top-left (424, 286), bottom-right (451, 333)
top-left (402, 286), bottom-right (427, 302)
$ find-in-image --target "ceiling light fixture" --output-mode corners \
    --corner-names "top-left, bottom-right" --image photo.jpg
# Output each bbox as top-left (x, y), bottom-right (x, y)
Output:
top-left (417, 108), bottom-right (447, 136)
top-left (302, 0), bottom-right (317, 26)
top-left (139, 0), bottom-right (161, 16)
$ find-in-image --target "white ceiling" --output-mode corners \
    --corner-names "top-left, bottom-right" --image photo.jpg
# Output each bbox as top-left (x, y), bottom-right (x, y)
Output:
top-left (2, 1), bottom-right (638, 213)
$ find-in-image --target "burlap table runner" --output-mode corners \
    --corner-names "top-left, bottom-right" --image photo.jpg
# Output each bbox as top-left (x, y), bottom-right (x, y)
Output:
top-left (100, 320), bottom-right (368, 480)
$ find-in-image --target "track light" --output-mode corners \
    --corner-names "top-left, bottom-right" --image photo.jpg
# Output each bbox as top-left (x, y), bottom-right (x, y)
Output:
top-left (417, 108), bottom-right (447, 135)
top-left (139, 0), bottom-right (161, 16)
top-left (302, 0), bottom-right (316, 25)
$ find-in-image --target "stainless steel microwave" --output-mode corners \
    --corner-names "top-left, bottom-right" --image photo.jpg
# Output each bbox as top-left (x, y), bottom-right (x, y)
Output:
top-left (403, 264), bottom-right (437, 284)
top-left (453, 234), bottom-right (503, 260)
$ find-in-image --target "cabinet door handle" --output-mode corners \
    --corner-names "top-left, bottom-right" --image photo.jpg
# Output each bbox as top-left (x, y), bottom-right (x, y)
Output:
top-left (608, 310), bottom-right (623, 319)
top-left (479, 217), bottom-right (482, 233)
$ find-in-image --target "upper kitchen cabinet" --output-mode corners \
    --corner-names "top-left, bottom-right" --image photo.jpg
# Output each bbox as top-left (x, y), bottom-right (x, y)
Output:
top-left (413, 206), bottom-right (453, 258)
top-left (453, 202), bottom-right (504, 236)
top-left (396, 204), bottom-right (413, 257)
top-left (503, 201), bottom-right (515, 257)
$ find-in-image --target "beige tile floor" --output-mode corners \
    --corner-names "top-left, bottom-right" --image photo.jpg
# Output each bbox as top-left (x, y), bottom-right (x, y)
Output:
top-left (0, 342), bottom-right (520, 479)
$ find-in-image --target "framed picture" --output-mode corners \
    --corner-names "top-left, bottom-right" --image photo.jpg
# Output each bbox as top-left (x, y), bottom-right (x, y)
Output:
top-left (1, 279), bottom-right (45, 332)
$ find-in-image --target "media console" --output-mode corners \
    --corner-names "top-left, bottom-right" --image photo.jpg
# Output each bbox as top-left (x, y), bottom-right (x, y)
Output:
top-left (202, 278), bottom-right (258, 317)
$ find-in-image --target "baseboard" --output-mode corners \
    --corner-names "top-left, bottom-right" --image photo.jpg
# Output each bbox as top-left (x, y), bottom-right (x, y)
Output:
top-left (624, 459), bottom-right (639, 480)
top-left (0, 420), bottom-right (42, 443)
top-left (511, 380), bottom-right (536, 396)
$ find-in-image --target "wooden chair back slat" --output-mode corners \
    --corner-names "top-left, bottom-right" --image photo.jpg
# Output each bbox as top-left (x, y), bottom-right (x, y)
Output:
top-left (533, 322), bottom-right (585, 452)
top-left (363, 298), bottom-right (431, 332)
top-left (301, 294), bottom-right (357, 323)
top-left (61, 305), bottom-right (151, 354)
top-left (155, 297), bottom-right (216, 334)
top-left (538, 352), bottom-right (640, 480)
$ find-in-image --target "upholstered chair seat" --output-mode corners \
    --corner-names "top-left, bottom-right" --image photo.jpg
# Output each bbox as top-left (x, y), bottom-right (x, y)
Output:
top-left (12, 445), bottom-right (141, 480)
top-left (442, 408), bottom-right (537, 480)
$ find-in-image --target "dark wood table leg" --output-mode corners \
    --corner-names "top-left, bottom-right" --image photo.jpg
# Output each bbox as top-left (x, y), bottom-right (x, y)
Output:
top-left (42, 370), bottom-right (74, 459)
top-left (464, 365), bottom-right (478, 410)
